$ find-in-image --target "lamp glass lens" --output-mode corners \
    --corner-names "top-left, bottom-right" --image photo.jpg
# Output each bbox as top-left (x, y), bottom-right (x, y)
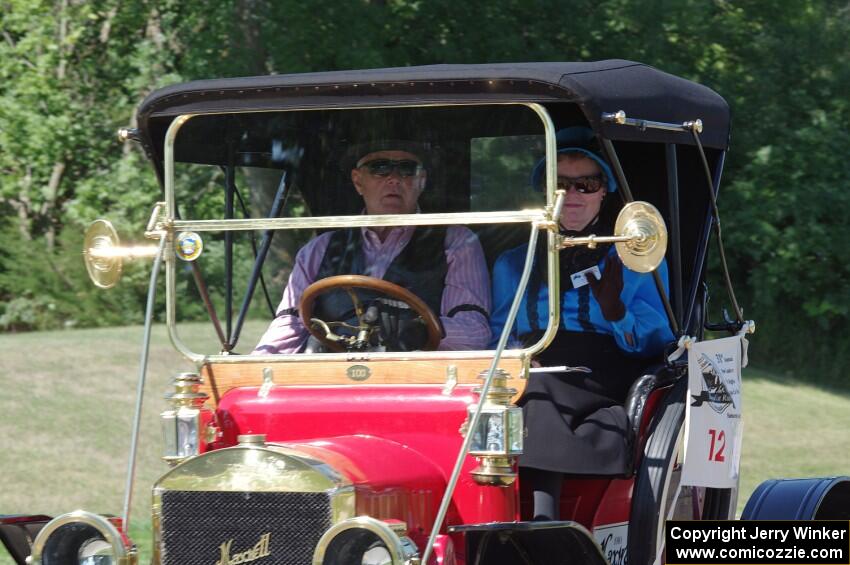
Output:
top-left (161, 410), bottom-right (177, 456)
top-left (361, 544), bottom-right (393, 565)
top-left (471, 412), bottom-right (505, 453)
top-left (508, 408), bottom-right (524, 453)
top-left (77, 537), bottom-right (114, 565)
top-left (176, 413), bottom-right (199, 457)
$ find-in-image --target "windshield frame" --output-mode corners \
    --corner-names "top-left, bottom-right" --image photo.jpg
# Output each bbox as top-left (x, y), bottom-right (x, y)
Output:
top-left (161, 102), bottom-right (562, 365)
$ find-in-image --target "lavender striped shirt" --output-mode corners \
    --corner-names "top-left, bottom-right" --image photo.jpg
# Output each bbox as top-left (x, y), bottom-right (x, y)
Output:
top-left (254, 225), bottom-right (491, 353)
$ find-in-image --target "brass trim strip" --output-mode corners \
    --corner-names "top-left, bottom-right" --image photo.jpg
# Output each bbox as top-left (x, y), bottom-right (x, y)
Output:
top-left (172, 210), bottom-right (545, 232)
top-left (602, 110), bottom-right (703, 134)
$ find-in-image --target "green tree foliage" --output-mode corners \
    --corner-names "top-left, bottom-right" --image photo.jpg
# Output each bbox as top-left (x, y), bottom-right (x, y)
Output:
top-left (0, 0), bottom-right (180, 328)
top-left (1, 0), bottom-right (848, 382)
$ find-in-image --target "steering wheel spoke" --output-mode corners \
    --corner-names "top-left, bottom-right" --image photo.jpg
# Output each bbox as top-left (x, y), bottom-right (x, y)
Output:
top-left (309, 319), bottom-right (352, 340)
top-left (343, 286), bottom-right (368, 321)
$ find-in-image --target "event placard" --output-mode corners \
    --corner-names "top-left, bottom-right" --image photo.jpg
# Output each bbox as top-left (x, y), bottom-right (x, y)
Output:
top-left (681, 335), bottom-right (744, 488)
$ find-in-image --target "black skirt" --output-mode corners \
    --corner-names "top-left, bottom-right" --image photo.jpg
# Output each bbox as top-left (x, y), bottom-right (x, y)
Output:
top-left (518, 331), bottom-right (649, 476)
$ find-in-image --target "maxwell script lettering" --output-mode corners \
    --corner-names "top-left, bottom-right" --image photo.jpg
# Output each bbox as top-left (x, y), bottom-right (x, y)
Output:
top-left (600, 532), bottom-right (628, 565)
top-left (215, 533), bottom-right (271, 565)
top-left (593, 523), bottom-right (629, 565)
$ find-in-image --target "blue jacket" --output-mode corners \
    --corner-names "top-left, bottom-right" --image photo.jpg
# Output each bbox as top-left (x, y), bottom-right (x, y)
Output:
top-left (490, 244), bottom-right (674, 356)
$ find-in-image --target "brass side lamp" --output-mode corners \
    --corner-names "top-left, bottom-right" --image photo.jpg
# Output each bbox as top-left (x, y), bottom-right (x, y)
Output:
top-left (466, 369), bottom-right (524, 486)
top-left (161, 372), bottom-right (209, 465)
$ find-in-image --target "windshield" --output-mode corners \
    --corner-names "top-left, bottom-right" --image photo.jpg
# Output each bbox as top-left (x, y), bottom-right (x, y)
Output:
top-left (173, 105), bottom-right (547, 217)
top-left (168, 104), bottom-right (555, 357)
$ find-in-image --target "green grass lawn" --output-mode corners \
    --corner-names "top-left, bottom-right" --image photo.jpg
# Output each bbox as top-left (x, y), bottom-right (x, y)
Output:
top-left (0, 321), bottom-right (267, 565)
top-left (735, 367), bottom-right (850, 509)
top-left (1, 324), bottom-right (848, 564)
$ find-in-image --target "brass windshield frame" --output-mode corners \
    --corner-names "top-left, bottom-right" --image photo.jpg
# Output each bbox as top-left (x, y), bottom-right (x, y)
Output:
top-left (163, 102), bottom-right (561, 366)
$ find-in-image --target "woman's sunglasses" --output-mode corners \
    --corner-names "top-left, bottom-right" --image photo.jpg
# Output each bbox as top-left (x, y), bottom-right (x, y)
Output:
top-left (556, 175), bottom-right (605, 194)
top-left (360, 159), bottom-right (424, 178)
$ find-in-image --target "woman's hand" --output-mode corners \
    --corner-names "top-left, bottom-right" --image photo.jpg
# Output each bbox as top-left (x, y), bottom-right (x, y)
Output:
top-left (588, 255), bottom-right (626, 321)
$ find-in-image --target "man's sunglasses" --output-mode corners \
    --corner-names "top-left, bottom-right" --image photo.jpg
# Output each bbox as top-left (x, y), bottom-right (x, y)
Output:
top-left (360, 159), bottom-right (424, 178)
top-left (556, 175), bottom-right (605, 194)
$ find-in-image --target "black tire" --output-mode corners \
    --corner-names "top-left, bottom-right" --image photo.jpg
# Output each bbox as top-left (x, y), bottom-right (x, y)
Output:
top-left (628, 377), bottom-right (736, 565)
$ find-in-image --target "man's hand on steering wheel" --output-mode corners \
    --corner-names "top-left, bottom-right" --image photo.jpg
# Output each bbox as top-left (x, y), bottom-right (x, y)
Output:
top-left (374, 299), bottom-right (431, 351)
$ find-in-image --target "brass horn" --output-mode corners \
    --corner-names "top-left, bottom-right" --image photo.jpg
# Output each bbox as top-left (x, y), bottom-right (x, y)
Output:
top-left (83, 215), bottom-right (203, 288)
top-left (83, 219), bottom-right (161, 288)
top-left (559, 201), bottom-right (668, 273)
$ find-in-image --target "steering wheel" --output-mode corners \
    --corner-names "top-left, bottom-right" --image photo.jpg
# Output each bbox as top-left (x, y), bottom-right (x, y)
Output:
top-left (299, 275), bottom-right (442, 352)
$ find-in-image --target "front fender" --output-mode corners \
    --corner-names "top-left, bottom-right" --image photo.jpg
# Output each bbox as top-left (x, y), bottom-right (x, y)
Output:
top-left (450, 521), bottom-right (609, 565)
top-left (0, 515), bottom-right (52, 565)
top-left (276, 435), bottom-right (447, 524)
top-left (742, 476), bottom-right (850, 520)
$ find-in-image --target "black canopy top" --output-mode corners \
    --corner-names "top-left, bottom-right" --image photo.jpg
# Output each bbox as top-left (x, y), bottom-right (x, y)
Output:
top-left (136, 60), bottom-right (730, 158)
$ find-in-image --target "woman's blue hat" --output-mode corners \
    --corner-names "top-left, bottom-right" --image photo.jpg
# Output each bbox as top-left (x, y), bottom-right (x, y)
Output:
top-left (531, 127), bottom-right (618, 193)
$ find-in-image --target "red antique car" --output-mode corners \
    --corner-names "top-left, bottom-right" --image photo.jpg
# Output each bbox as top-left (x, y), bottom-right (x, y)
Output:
top-left (3, 61), bottom-right (848, 565)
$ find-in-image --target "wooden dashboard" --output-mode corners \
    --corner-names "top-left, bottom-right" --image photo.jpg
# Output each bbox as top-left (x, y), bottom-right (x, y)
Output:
top-left (199, 357), bottom-right (527, 406)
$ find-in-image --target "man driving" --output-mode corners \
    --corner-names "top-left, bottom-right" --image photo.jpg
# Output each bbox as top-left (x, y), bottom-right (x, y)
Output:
top-left (254, 141), bottom-right (491, 353)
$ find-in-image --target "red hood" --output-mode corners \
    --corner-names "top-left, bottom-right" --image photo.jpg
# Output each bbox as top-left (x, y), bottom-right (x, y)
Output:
top-left (212, 384), bottom-right (518, 530)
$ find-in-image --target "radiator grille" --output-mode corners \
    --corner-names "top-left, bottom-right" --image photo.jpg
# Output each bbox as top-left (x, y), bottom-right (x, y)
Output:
top-left (160, 490), bottom-right (333, 565)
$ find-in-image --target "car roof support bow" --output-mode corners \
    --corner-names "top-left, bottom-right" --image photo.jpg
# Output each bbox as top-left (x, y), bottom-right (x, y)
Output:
top-left (691, 129), bottom-right (744, 327)
top-left (599, 135), bottom-right (681, 337)
top-left (230, 169), bottom-right (291, 349)
top-left (666, 143), bottom-right (684, 328)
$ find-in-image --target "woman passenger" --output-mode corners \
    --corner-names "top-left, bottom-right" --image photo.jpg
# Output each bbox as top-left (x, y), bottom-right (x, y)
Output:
top-left (489, 127), bottom-right (675, 520)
